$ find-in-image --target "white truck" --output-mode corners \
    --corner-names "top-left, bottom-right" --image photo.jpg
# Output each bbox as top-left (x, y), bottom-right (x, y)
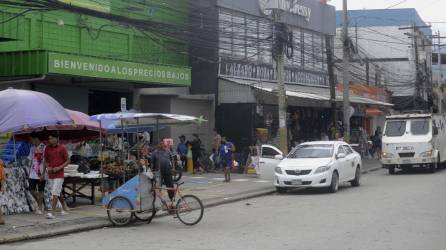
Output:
top-left (381, 113), bottom-right (446, 174)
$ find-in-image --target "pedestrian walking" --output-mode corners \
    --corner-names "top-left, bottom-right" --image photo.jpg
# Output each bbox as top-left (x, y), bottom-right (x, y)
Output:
top-left (191, 134), bottom-right (202, 174)
top-left (28, 133), bottom-right (46, 215)
top-left (0, 159), bottom-right (6, 225)
top-left (43, 132), bottom-right (70, 219)
top-left (219, 137), bottom-right (235, 182)
top-left (373, 126), bottom-right (382, 160)
top-left (176, 135), bottom-right (188, 169)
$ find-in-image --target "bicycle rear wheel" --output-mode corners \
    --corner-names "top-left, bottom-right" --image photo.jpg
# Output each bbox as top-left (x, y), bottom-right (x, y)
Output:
top-left (107, 196), bottom-right (134, 226)
top-left (175, 194), bottom-right (204, 226)
top-left (134, 193), bottom-right (157, 224)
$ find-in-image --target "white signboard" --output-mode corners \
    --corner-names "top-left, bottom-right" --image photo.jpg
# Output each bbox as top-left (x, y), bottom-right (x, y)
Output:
top-left (121, 97), bottom-right (127, 112)
top-left (259, 0), bottom-right (312, 21)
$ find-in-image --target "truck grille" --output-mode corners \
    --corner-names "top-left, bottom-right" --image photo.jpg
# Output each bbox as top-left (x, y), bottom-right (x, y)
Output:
top-left (399, 152), bottom-right (415, 158)
top-left (285, 170), bottom-right (312, 176)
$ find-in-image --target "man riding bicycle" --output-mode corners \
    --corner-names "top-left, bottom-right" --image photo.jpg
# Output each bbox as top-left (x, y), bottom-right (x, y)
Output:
top-left (150, 140), bottom-right (175, 210)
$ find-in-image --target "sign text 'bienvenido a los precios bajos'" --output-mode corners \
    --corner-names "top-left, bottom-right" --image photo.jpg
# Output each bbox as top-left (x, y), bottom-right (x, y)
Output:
top-left (48, 53), bottom-right (191, 85)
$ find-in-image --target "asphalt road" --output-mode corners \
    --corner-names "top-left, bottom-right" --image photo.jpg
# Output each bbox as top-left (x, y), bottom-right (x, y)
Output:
top-left (4, 168), bottom-right (446, 250)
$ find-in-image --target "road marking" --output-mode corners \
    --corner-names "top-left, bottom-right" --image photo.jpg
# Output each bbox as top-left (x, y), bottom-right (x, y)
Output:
top-left (211, 178), bottom-right (225, 181)
top-left (254, 180), bottom-right (271, 183)
top-left (232, 179), bottom-right (250, 182)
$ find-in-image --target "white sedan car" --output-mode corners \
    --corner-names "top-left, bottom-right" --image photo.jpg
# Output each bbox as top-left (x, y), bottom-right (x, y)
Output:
top-left (274, 141), bottom-right (362, 193)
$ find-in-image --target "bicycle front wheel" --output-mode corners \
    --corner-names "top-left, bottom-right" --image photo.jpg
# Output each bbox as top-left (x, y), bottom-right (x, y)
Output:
top-left (175, 194), bottom-right (204, 226)
top-left (107, 196), bottom-right (134, 226)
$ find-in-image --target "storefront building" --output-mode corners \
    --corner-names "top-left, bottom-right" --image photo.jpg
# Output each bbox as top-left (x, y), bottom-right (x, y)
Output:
top-left (0, 1), bottom-right (190, 115)
top-left (190, 0), bottom-right (394, 154)
top-left (191, 0), bottom-right (336, 152)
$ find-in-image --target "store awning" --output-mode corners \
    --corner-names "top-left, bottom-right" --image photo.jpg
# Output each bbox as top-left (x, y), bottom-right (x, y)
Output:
top-left (218, 77), bottom-right (394, 108)
top-left (366, 108), bottom-right (384, 116)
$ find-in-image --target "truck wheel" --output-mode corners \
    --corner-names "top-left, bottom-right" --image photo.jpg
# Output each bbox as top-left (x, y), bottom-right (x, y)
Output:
top-left (429, 162), bottom-right (437, 173)
top-left (388, 165), bottom-right (395, 175)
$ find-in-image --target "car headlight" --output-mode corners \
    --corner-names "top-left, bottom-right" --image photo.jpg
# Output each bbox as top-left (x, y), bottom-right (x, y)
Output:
top-left (420, 150), bottom-right (433, 157)
top-left (381, 152), bottom-right (395, 158)
top-left (314, 165), bottom-right (331, 174)
top-left (275, 167), bottom-right (283, 174)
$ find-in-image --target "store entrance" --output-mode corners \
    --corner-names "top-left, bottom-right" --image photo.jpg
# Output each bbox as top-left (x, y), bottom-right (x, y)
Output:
top-left (88, 90), bottom-right (133, 115)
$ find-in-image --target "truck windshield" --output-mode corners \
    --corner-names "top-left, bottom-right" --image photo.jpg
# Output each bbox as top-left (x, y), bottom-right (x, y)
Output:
top-left (411, 119), bottom-right (429, 135)
top-left (385, 121), bottom-right (406, 137)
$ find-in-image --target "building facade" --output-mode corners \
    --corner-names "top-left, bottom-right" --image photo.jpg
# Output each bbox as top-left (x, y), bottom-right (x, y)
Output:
top-left (0, 1), bottom-right (216, 147)
top-left (335, 8), bottom-right (433, 111)
top-left (0, 0), bottom-right (190, 114)
top-left (191, 0), bottom-right (340, 153)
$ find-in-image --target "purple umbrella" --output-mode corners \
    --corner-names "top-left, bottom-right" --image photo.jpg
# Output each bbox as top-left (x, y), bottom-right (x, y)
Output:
top-left (0, 88), bottom-right (73, 134)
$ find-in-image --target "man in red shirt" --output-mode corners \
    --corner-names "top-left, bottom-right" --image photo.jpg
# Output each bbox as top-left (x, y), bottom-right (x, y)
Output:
top-left (43, 132), bottom-right (69, 219)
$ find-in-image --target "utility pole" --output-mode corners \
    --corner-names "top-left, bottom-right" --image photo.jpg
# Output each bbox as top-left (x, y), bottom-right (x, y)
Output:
top-left (326, 35), bottom-right (337, 130)
top-left (413, 25), bottom-right (421, 109)
top-left (342, 0), bottom-right (351, 141)
top-left (273, 9), bottom-right (288, 154)
top-left (437, 30), bottom-right (443, 113)
top-left (400, 24), bottom-right (431, 110)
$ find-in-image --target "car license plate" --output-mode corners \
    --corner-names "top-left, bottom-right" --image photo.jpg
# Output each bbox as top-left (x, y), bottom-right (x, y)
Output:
top-left (292, 179), bottom-right (302, 185)
top-left (402, 159), bottom-right (411, 164)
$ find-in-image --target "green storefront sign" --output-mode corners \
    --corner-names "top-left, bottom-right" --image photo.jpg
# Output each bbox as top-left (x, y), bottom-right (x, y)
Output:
top-left (48, 53), bottom-right (191, 86)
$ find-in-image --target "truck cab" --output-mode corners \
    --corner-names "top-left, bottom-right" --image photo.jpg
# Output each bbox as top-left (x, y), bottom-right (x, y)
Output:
top-left (381, 113), bottom-right (444, 174)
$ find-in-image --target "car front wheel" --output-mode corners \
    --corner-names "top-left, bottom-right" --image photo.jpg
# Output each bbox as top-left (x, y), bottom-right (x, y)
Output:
top-left (350, 167), bottom-right (361, 187)
top-left (328, 171), bottom-right (339, 193)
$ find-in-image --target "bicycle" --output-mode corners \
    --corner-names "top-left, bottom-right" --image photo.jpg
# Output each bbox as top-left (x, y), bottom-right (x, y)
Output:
top-left (106, 170), bottom-right (204, 226)
top-left (198, 150), bottom-right (216, 173)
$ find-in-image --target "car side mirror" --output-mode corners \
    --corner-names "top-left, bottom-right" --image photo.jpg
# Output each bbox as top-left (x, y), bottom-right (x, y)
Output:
top-left (274, 154), bottom-right (284, 160)
top-left (336, 153), bottom-right (346, 159)
top-left (433, 127), bottom-right (439, 136)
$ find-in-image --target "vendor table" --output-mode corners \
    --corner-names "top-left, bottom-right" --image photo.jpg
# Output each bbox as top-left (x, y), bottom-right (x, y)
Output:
top-left (62, 172), bottom-right (107, 205)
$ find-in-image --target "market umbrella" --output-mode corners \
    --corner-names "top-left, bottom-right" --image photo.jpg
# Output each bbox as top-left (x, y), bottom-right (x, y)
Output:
top-left (0, 88), bottom-right (72, 134)
top-left (15, 109), bottom-right (105, 143)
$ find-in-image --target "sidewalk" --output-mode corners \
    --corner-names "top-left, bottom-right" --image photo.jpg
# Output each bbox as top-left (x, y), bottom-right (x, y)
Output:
top-left (0, 159), bottom-right (382, 244)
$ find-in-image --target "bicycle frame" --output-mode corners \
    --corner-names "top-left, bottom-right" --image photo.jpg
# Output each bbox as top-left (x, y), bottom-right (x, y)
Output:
top-left (152, 181), bottom-right (184, 211)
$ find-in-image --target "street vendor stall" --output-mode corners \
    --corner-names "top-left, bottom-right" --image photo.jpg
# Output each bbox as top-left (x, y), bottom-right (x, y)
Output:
top-left (0, 89), bottom-right (72, 214)
top-left (91, 112), bottom-right (205, 194)
top-left (90, 112), bottom-right (206, 198)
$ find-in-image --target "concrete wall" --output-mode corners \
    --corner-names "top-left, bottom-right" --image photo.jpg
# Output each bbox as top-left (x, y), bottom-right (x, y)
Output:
top-left (171, 98), bottom-right (214, 151)
top-left (34, 84), bottom-right (89, 113)
top-left (140, 95), bottom-right (214, 150)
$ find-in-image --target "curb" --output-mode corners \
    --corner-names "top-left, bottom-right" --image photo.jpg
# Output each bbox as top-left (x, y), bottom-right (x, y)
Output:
top-left (0, 188), bottom-right (275, 245)
top-left (361, 166), bottom-right (383, 175)
top-left (0, 166), bottom-right (383, 244)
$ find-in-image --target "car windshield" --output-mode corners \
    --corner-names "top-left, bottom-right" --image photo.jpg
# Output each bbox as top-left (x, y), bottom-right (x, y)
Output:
top-left (411, 119), bottom-right (429, 135)
top-left (385, 121), bottom-right (407, 137)
top-left (287, 144), bottom-right (334, 159)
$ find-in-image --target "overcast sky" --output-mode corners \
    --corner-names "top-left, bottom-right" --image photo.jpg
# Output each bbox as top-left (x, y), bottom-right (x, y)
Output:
top-left (330, 0), bottom-right (446, 34)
